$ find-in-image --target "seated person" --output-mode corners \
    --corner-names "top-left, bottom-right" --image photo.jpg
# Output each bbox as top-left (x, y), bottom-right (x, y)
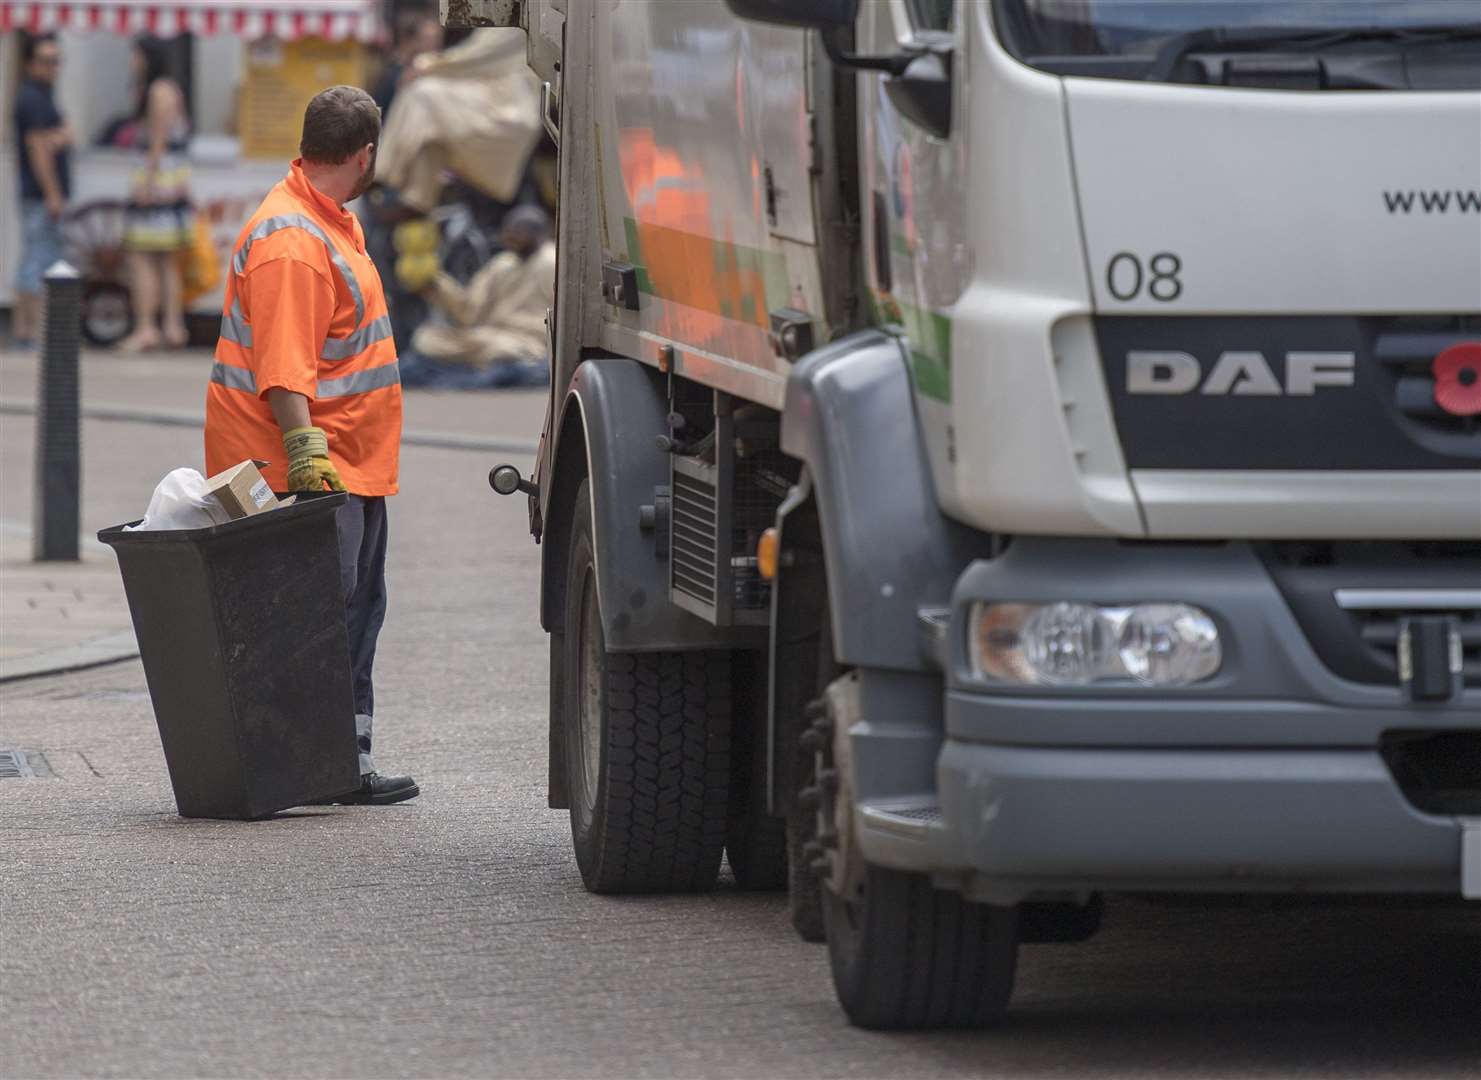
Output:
top-left (397, 205), bottom-right (555, 389)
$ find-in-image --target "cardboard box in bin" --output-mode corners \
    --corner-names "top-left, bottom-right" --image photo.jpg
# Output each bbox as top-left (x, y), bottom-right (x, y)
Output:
top-left (205, 460), bottom-right (296, 524)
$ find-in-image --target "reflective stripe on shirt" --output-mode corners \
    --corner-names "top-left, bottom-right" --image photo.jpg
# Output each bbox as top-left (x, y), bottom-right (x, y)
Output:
top-left (219, 297), bottom-right (252, 348)
top-left (233, 212), bottom-right (367, 327)
top-left (221, 303), bottom-right (393, 360)
top-left (223, 212), bottom-right (397, 363)
top-left (210, 358), bottom-right (400, 399)
top-left (210, 361), bottom-right (257, 394)
top-left (320, 314), bottom-right (394, 360)
top-left (317, 360), bottom-right (402, 399)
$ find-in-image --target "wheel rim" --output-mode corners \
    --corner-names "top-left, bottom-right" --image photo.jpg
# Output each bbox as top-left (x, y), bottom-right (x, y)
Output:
top-left (85, 291), bottom-right (131, 343)
top-left (576, 567), bottom-right (604, 812)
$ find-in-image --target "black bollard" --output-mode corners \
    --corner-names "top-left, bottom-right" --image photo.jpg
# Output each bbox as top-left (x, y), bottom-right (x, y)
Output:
top-left (33, 261), bottom-right (82, 562)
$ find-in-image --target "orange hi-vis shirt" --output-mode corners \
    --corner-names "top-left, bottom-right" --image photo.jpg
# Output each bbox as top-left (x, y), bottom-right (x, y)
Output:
top-left (204, 161), bottom-right (402, 496)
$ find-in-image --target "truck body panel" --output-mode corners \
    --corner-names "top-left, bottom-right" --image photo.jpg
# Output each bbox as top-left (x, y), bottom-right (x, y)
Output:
top-left (591, 3), bottom-right (829, 410)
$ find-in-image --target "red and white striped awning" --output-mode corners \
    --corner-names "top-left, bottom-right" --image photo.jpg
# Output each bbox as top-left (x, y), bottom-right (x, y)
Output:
top-left (0, 0), bottom-right (382, 41)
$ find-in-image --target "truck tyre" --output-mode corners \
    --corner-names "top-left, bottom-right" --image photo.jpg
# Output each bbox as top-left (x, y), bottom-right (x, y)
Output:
top-left (562, 480), bottom-right (732, 893)
top-left (784, 597), bottom-right (836, 942)
top-left (824, 866), bottom-right (1019, 1030)
top-left (786, 809), bottom-right (826, 941)
top-left (811, 614), bottom-right (1017, 1027)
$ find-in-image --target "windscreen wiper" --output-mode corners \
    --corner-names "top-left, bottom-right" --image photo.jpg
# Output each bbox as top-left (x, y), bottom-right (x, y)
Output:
top-left (1145, 24), bottom-right (1481, 82)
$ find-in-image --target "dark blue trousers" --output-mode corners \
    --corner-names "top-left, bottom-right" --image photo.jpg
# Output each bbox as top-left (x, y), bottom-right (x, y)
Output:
top-left (336, 495), bottom-right (388, 775)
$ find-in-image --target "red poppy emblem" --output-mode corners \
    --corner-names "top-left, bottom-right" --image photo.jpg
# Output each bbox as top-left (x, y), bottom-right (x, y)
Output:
top-left (1432, 342), bottom-right (1481, 417)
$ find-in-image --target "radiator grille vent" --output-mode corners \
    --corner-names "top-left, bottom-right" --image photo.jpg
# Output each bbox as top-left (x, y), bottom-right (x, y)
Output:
top-left (1260, 542), bottom-right (1481, 689)
top-left (672, 467), bottom-right (718, 608)
top-left (1341, 602), bottom-right (1481, 687)
top-left (668, 448), bottom-right (785, 627)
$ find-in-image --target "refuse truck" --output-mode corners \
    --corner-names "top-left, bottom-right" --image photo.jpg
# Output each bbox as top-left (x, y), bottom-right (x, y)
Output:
top-left (475, 0), bottom-right (1481, 1029)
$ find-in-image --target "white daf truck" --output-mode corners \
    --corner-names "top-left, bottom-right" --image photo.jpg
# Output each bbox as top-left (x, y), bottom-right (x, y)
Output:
top-left (472, 0), bottom-right (1481, 1028)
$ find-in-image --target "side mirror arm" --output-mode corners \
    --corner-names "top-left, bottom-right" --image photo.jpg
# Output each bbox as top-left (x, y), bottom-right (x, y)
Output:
top-left (820, 28), bottom-right (954, 140)
top-left (819, 26), bottom-right (914, 75)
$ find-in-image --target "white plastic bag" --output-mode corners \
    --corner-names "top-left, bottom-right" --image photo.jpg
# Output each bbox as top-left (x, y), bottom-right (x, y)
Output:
top-left (125, 468), bottom-right (224, 531)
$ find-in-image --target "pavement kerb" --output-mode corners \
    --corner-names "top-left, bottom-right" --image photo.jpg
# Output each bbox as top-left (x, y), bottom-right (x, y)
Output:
top-left (0, 520), bottom-right (111, 556)
top-left (0, 630), bottom-right (140, 684)
top-left (0, 522), bottom-right (138, 684)
top-left (0, 398), bottom-right (539, 455)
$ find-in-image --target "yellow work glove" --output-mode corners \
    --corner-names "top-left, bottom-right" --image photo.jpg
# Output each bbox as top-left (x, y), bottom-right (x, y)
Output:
top-left (396, 251), bottom-right (440, 292)
top-left (282, 426), bottom-right (346, 493)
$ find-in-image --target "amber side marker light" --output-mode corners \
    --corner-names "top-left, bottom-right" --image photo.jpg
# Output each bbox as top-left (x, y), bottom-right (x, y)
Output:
top-left (757, 527), bottom-right (780, 581)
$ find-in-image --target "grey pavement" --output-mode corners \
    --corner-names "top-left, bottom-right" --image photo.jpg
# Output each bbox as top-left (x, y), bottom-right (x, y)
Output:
top-left (0, 518), bottom-right (137, 682)
top-left (2, 350), bottom-right (1479, 1078)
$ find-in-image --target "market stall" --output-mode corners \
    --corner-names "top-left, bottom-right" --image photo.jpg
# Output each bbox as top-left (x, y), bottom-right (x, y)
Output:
top-left (1, 1), bottom-right (379, 42)
top-left (1, 0), bottom-right (383, 324)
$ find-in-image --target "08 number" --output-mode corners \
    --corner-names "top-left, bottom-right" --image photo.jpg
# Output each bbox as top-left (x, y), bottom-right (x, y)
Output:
top-left (1106, 252), bottom-right (1182, 302)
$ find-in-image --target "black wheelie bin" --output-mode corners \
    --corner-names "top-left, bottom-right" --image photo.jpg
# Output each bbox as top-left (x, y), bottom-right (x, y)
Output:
top-left (99, 492), bottom-right (359, 819)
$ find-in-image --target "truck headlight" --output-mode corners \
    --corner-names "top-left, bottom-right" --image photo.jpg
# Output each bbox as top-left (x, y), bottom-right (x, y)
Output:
top-left (970, 602), bottom-right (1221, 687)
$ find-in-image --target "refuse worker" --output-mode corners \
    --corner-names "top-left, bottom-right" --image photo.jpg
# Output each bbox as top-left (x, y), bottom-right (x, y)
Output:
top-left (203, 86), bottom-right (418, 806)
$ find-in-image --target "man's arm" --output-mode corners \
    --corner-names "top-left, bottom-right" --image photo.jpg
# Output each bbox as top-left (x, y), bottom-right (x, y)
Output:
top-left (422, 271), bottom-right (474, 327)
top-left (421, 255), bottom-right (514, 328)
top-left (267, 390), bottom-right (312, 432)
top-left (23, 129), bottom-right (66, 218)
top-left (247, 257), bottom-right (335, 405)
top-left (246, 257), bottom-right (344, 492)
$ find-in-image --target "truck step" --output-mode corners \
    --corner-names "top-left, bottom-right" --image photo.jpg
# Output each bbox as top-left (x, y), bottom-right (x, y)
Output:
top-left (858, 799), bottom-right (946, 842)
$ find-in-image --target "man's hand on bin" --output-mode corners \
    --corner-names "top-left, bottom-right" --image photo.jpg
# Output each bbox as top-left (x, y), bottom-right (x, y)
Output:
top-left (282, 426), bottom-right (347, 492)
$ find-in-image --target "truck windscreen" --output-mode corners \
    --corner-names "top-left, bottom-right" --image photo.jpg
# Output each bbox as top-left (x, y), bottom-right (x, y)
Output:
top-left (992, 0), bottom-right (1481, 89)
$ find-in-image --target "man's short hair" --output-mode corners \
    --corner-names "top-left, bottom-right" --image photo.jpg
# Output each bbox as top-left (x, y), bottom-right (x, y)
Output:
top-left (299, 85), bottom-right (381, 165)
top-left (22, 33), bottom-right (58, 64)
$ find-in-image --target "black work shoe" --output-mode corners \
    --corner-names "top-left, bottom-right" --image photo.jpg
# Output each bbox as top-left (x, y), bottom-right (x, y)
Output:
top-left (333, 771), bottom-right (420, 806)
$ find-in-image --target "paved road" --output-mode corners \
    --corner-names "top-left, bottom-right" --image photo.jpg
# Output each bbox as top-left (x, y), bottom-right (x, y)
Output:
top-left (2, 351), bottom-right (1478, 1078)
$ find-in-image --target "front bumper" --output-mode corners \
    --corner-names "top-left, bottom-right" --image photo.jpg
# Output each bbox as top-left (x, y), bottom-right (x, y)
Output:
top-left (846, 539), bottom-right (1479, 904)
top-left (928, 728), bottom-right (1468, 904)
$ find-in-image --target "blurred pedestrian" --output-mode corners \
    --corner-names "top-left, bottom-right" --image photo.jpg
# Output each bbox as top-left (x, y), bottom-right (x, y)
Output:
top-left (362, 12), bottom-right (445, 354)
top-left (11, 33), bottom-right (71, 350)
top-left (117, 37), bottom-right (193, 352)
top-left (204, 85), bottom-right (418, 806)
top-left (372, 10), bottom-right (444, 119)
top-left (397, 204), bottom-right (554, 389)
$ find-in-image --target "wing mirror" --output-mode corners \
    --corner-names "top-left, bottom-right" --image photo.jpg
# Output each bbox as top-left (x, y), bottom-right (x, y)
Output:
top-left (722, 0), bottom-right (859, 30)
top-left (724, 0), bottom-right (905, 73)
top-left (726, 0), bottom-right (951, 137)
top-left (883, 38), bottom-right (952, 139)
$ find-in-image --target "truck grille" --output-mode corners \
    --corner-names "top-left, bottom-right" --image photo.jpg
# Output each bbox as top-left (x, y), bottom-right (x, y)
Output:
top-left (1337, 592), bottom-right (1481, 685)
top-left (1374, 316), bottom-right (1481, 451)
top-left (1260, 541), bottom-right (1481, 689)
top-left (672, 465), bottom-right (719, 609)
top-left (669, 452), bottom-right (782, 627)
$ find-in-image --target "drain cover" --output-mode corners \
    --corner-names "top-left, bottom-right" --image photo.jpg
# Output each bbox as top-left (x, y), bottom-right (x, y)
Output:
top-left (0, 749), bottom-right (51, 778)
